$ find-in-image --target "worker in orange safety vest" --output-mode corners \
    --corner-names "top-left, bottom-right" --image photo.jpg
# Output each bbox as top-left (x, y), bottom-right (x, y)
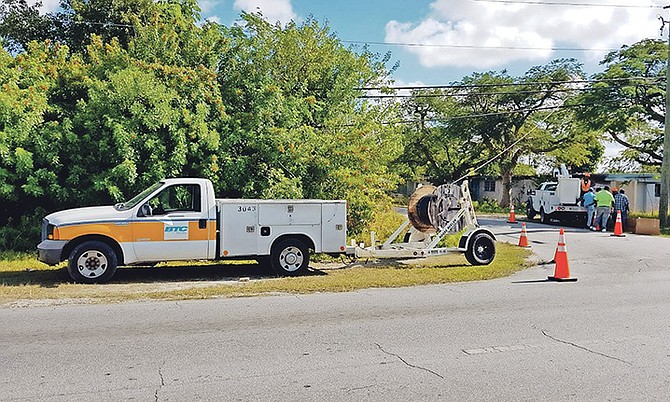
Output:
top-left (580, 173), bottom-right (592, 199)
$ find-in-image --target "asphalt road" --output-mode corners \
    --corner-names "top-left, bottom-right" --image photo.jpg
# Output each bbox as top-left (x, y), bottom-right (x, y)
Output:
top-left (1, 218), bottom-right (669, 401)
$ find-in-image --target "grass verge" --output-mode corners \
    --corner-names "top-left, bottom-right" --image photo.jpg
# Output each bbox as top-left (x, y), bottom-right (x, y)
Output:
top-left (0, 243), bottom-right (531, 306)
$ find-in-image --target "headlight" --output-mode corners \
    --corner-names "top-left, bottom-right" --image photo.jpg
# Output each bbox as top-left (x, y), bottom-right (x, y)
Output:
top-left (42, 220), bottom-right (57, 241)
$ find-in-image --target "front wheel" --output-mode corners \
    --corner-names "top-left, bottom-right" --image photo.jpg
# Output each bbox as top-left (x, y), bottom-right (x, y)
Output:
top-left (270, 238), bottom-right (310, 276)
top-left (526, 201), bottom-right (536, 220)
top-left (464, 233), bottom-right (496, 266)
top-left (540, 208), bottom-right (550, 224)
top-left (67, 241), bottom-right (118, 283)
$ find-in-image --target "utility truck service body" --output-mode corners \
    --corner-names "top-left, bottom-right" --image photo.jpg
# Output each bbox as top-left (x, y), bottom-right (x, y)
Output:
top-left (526, 165), bottom-right (587, 225)
top-left (37, 178), bottom-right (347, 283)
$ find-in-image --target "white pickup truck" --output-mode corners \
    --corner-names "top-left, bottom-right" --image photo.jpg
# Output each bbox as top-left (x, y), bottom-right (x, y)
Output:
top-left (37, 178), bottom-right (347, 283)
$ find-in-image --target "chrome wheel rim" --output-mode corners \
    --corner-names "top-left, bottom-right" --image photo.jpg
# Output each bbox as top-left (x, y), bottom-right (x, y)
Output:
top-left (279, 246), bottom-right (303, 272)
top-left (77, 250), bottom-right (108, 278)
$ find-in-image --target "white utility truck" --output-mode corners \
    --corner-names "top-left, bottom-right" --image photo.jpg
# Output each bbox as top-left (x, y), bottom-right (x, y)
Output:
top-left (37, 178), bottom-right (347, 283)
top-left (525, 165), bottom-right (586, 225)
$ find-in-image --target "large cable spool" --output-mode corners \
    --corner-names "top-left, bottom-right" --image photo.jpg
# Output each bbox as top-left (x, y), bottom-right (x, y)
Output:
top-left (407, 184), bottom-right (464, 233)
top-left (407, 185), bottom-right (436, 233)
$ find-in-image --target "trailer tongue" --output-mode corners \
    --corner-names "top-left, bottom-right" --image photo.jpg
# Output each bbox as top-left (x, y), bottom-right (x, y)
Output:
top-left (348, 181), bottom-right (496, 266)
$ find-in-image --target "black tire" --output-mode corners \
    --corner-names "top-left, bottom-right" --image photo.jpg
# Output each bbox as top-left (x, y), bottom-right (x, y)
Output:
top-left (540, 208), bottom-right (549, 224)
top-left (67, 241), bottom-right (118, 284)
top-left (270, 238), bottom-right (309, 276)
top-left (526, 201), bottom-right (536, 220)
top-left (464, 233), bottom-right (496, 266)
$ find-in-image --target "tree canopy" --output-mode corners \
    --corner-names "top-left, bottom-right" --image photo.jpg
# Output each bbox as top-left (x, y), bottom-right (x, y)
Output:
top-left (0, 1), bottom-right (401, 249)
top-left (577, 39), bottom-right (666, 170)
top-left (399, 59), bottom-right (603, 206)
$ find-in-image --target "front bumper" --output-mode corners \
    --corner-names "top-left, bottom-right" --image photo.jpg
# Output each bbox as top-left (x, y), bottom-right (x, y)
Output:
top-left (37, 240), bottom-right (68, 265)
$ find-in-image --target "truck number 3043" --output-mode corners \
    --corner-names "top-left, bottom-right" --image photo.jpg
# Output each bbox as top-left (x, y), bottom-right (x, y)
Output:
top-left (237, 205), bottom-right (257, 213)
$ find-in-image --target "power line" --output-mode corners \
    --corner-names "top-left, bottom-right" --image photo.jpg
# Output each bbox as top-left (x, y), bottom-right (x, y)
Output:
top-left (469, 0), bottom-right (662, 8)
top-left (359, 76), bottom-right (663, 91)
top-left (338, 100), bottom-right (610, 127)
top-left (358, 83), bottom-right (661, 99)
top-left (71, 21), bottom-right (135, 28)
top-left (341, 40), bottom-right (620, 52)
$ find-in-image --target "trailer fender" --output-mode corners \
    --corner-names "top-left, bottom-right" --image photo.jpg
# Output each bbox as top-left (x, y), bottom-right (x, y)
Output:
top-left (458, 228), bottom-right (496, 250)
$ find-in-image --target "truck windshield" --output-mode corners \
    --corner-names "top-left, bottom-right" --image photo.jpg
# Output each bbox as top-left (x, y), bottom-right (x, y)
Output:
top-left (115, 181), bottom-right (164, 211)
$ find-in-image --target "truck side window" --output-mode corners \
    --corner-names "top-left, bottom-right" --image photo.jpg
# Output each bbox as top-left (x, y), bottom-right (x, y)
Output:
top-left (146, 184), bottom-right (201, 215)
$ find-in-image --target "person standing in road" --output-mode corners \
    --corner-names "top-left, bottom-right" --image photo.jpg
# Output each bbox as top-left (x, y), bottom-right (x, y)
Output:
top-left (580, 173), bottom-right (593, 198)
top-left (614, 188), bottom-right (630, 230)
top-left (583, 188), bottom-right (596, 229)
top-left (593, 185), bottom-right (614, 232)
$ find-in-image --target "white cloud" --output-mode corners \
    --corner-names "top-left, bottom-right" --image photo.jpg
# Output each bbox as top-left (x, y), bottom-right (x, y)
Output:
top-left (198, 0), bottom-right (218, 14)
top-left (204, 15), bottom-right (222, 25)
top-left (27, 0), bottom-right (60, 13)
top-left (385, 0), bottom-right (666, 69)
top-left (233, 0), bottom-right (297, 24)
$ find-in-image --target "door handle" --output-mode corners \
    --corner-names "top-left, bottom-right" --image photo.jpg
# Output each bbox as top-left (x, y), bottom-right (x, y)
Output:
top-left (199, 219), bottom-right (207, 229)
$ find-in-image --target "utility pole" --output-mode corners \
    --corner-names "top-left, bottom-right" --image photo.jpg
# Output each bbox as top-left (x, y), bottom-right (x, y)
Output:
top-left (660, 6), bottom-right (670, 227)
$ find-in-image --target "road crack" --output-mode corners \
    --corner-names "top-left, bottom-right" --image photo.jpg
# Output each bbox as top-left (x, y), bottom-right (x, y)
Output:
top-left (155, 361), bottom-right (166, 402)
top-left (374, 342), bottom-right (444, 379)
top-left (541, 331), bottom-right (632, 366)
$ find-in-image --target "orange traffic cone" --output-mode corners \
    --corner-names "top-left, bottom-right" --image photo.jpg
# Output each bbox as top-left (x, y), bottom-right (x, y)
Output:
top-left (610, 210), bottom-right (626, 237)
top-left (550, 227), bottom-right (564, 263)
top-left (518, 222), bottom-right (531, 247)
top-left (507, 204), bottom-right (517, 223)
top-left (548, 228), bottom-right (577, 282)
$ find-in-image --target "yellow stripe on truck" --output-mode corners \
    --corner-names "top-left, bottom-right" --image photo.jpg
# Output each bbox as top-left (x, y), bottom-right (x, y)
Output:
top-left (56, 221), bottom-right (215, 242)
top-left (58, 223), bottom-right (134, 242)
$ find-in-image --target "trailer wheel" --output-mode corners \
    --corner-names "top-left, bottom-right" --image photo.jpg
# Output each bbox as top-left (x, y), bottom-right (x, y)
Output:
top-left (465, 233), bottom-right (495, 266)
top-left (67, 241), bottom-right (118, 283)
top-left (271, 238), bottom-right (309, 276)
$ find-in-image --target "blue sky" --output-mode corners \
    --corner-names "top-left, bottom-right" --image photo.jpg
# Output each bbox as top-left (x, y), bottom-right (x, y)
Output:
top-left (197, 0), bottom-right (667, 85)
top-left (32, 0), bottom-right (667, 85)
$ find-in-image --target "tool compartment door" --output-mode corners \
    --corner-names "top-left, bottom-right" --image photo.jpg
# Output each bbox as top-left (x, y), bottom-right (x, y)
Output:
top-left (321, 202), bottom-right (346, 253)
top-left (220, 202), bottom-right (259, 257)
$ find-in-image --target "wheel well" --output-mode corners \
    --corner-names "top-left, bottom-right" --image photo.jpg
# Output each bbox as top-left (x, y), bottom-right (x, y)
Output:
top-left (459, 228), bottom-right (496, 249)
top-left (271, 234), bottom-right (316, 252)
top-left (62, 235), bottom-right (124, 264)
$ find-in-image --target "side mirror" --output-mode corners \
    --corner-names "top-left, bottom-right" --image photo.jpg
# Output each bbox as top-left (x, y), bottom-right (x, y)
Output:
top-left (138, 203), bottom-right (152, 217)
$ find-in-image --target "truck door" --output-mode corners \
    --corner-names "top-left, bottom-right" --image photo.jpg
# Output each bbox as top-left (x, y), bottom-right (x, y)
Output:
top-left (132, 183), bottom-right (212, 262)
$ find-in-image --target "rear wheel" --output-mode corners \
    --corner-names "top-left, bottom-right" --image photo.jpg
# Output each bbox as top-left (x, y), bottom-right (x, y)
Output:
top-left (67, 241), bottom-right (118, 283)
top-left (271, 238), bottom-right (309, 276)
top-left (464, 233), bottom-right (496, 266)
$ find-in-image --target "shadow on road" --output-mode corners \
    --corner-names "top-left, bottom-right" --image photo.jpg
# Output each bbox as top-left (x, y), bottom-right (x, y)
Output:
top-left (511, 279), bottom-right (551, 284)
top-left (0, 262), bottom-right (328, 287)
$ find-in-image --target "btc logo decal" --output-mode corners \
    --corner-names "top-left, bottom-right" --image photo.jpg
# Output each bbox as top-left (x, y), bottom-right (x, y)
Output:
top-left (164, 224), bottom-right (189, 240)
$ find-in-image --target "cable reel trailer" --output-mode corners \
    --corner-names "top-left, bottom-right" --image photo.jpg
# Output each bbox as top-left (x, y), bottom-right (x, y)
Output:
top-left (348, 181), bottom-right (496, 266)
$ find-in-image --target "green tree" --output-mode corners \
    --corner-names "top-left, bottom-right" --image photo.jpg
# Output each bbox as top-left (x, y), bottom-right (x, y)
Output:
top-left (0, 1), bottom-right (229, 249)
top-left (401, 59), bottom-right (601, 206)
top-left (0, 0), bottom-right (61, 52)
top-left (216, 13), bottom-right (402, 233)
top-left (578, 39), bottom-right (665, 168)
